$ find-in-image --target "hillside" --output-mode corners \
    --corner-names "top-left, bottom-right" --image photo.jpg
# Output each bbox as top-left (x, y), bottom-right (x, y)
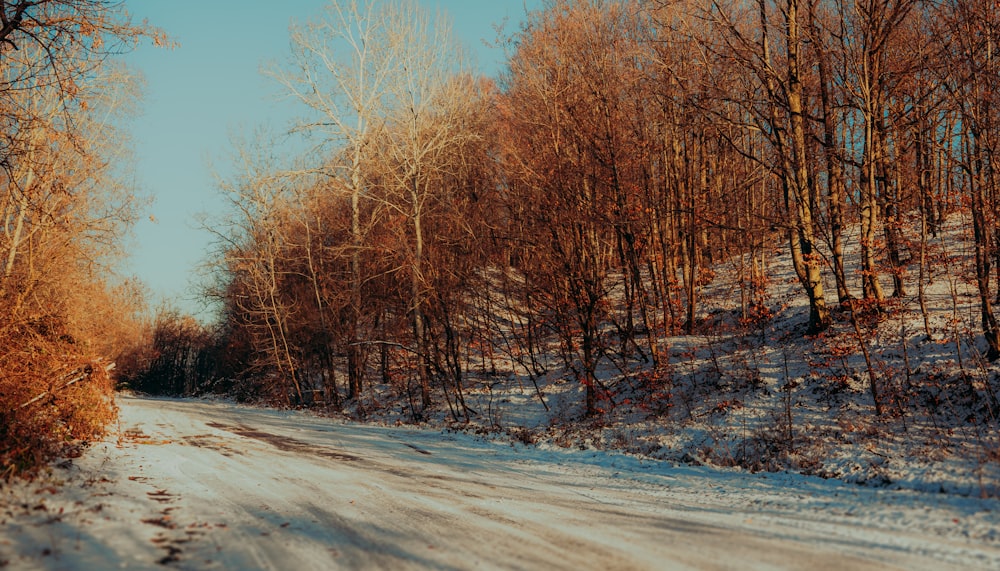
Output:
top-left (345, 213), bottom-right (1000, 498)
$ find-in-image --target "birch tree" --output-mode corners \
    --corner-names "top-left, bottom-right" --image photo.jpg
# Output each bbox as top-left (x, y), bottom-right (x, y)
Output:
top-left (272, 0), bottom-right (403, 400)
top-left (347, 2), bottom-right (477, 413)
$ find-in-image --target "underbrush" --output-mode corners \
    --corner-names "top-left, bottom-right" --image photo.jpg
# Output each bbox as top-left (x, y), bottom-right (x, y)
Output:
top-left (505, 301), bottom-right (1000, 497)
top-left (127, 216), bottom-right (1000, 497)
top-left (0, 328), bottom-right (117, 480)
top-left (292, 237), bottom-right (1000, 498)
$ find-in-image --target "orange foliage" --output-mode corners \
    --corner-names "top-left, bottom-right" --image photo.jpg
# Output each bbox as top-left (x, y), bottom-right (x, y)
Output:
top-left (0, 0), bottom-right (161, 478)
top-left (0, 324), bottom-right (118, 480)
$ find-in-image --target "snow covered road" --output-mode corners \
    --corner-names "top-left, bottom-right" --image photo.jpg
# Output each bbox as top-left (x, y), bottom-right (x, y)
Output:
top-left (3, 396), bottom-right (1000, 570)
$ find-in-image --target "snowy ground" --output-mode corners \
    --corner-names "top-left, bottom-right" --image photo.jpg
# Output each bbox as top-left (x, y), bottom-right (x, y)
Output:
top-left (2, 395), bottom-right (1000, 570)
top-left (388, 213), bottom-right (1000, 501)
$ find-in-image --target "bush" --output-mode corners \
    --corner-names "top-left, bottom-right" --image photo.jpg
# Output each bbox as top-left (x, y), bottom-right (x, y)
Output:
top-left (0, 328), bottom-right (117, 480)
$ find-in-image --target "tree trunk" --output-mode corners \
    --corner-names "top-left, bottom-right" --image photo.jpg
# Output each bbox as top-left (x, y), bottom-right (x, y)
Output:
top-left (808, 0), bottom-right (850, 304)
top-left (784, 0), bottom-right (831, 333)
top-left (970, 144), bottom-right (1000, 360)
top-left (347, 153), bottom-right (365, 401)
top-left (860, 117), bottom-right (885, 301)
top-left (411, 179), bottom-right (432, 410)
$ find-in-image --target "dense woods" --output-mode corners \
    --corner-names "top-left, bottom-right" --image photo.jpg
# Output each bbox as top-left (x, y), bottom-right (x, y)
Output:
top-left (117, 0), bottom-right (1000, 436)
top-left (10, 0), bottom-right (996, 481)
top-left (0, 1), bottom-right (160, 477)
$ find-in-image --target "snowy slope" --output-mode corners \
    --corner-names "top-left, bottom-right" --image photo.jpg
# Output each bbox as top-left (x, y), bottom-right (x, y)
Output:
top-left (2, 395), bottom-right (999, 570)
top-left (364, 214), bottom-right (1000, 502)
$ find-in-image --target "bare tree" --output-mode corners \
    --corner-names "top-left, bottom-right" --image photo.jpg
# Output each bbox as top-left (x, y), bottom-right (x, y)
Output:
top-left (372, 10), bottom-right (475, 412)
top-left (215, 132), bottom-right (305, 404)
top-left (499, 0), bottom-right (629, 416)
top-left (271, 0), bottom-right (412, 401)
top-left (933, 0), bottom-right (1000, 359)
top-left (698, 0), bottom-right (831, 333)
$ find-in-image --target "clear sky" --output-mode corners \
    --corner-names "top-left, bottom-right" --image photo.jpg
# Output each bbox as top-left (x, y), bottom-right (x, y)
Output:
top-left (121, 0), bottom-right (540, 319)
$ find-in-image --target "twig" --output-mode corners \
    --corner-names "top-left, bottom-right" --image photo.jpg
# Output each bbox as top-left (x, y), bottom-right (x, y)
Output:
top-left (17, 362), bottom-right (116, 410)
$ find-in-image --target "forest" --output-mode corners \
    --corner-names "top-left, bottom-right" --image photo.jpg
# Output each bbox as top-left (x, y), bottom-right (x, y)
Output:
top-left (4, 0), bottom-right (1000, 482)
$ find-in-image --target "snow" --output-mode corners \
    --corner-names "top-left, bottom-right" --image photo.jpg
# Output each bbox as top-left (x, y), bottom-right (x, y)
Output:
top-left (360, 214), bottom-right (1000, 505)
top-left (2, 395), bottom-right (1000, 569)
top-left (5, 215), bottom-right (1000, 569)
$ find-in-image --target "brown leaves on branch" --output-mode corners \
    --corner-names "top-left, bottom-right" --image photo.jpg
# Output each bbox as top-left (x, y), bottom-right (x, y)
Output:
top-left (0, 1), bottom-right (163, 478)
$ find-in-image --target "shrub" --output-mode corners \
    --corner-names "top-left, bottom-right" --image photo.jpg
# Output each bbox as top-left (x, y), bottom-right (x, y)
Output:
top-left (0, 328), bottom-right (117, 480)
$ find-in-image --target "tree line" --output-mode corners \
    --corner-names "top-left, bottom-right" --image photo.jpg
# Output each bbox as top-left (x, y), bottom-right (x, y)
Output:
top-left (0, 1), bottom-right (162, 478)
top-left (124, 0), bottom-right (1000, 422)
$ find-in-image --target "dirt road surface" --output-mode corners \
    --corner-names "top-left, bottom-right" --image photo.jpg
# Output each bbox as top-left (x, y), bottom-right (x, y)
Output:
top-left (2, 396), bottom-right (998, 570)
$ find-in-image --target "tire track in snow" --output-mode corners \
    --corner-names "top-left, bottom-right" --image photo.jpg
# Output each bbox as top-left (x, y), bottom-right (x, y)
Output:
top-left (5, 395), bottom-right (996, 570)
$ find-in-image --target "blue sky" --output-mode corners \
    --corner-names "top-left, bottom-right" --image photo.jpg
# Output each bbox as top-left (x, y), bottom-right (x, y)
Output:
top-left (122, 0), bottom-right (540, 319)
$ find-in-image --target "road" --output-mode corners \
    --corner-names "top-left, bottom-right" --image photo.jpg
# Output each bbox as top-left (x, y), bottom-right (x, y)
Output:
top-left (2, 396), bottom-right (999, 570)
